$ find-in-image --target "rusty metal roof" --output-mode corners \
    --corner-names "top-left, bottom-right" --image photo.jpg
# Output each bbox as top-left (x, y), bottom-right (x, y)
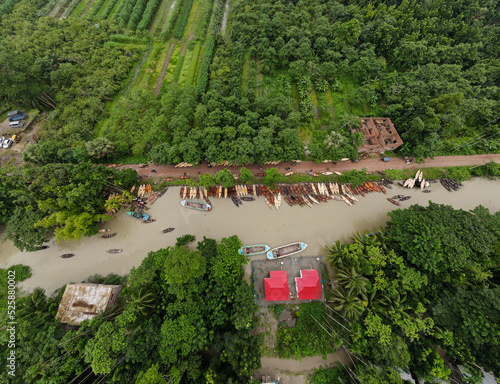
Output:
top-left (55, 284), bottom-right (121, 325)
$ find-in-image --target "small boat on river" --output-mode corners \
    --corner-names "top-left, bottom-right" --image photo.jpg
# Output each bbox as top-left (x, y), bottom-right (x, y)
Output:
top-left (391, 195), bottom-right (404, 199)
top-left (181, 200), bottom-right (211, 211)
top-left (141, 218), bottom-right (156, 223)
top-left (99, 229), bottom-right (110, 233)
top-left (36, 246), bottom-right (49, 251)
top-left (61, 254), bottom-right (75, 259)
top-left (423, 189), bottom-right (432, 193)
top-left (231, 196), bottom-right (240, 207)
top-left (107, 249), bottom-right (122, 254)
top-left (163, 228), bottom-right (175, 233)
top-left (399, 196), bottom-right (411, 201)
top-left (387, 198), bottom-right (401, 206)
top-left (127, 211), bottom-right (150, 221)
top-left (101, 233), bottom-right (116, 239)
top-left (267, 242), bottom-right (307, 260)
top-left (238, 244), bottom-right (271, 256)
top-left (240, 197), bottom-right (255, 201)
top-left (322, 171), bottom-right (333, 175)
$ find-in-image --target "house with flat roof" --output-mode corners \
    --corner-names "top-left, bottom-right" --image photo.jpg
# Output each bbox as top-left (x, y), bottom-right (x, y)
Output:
top-left (55, 283), bottom-right (121, 326)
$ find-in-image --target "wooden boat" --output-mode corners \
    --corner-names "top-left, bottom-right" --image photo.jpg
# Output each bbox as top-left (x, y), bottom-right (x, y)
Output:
top-left (267, 242), bottom-right (307, 260)
top-left (101, 233), bottom-right (117, 239)
top-left (162, 228), bottom-right (175, 233)
top-left (423, 189), bottom-right (432, 193)
top-left (181, 200), bottom-right (211, 211)
top-left (127, 211), bottom-right (150, 221)
top-left (141, 218), bottom-right (156, 223)
top-left (36, 246), bottom-right (49, 251)
top-left (310, 172), bottom-right (319, 177)
top-left (238, 244), bottom-right (271, 256)
top-left (391, 195), bottom-right (404, 199)
top-left (231, 196), bottom-right (239, 207)
top-left (285, 171), bottom-right (295, 176)
top-left (107, 249), bottom-right (122, 254)
top-left (179, 175), bottom-right (189, 179)
top-left (322, 171), bottom-right (333, 175)
top-left (387, 198), bottom-right (401, 206)
top-left (61, 254), bottom-right (75, 259)
top-left (164, 178), bottom-right (174, 181)
top-left (240, 197), bottom-right (255, 201)
top-left (334, 171), bottom-right (342, 176)
top-left (399, 196), bottom-right (411, 201)
top-left (99, 229), bottom-right (110, 233)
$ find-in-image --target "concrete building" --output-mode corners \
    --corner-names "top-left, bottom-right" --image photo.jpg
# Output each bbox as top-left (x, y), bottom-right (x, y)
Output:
top-left (55, 283), bottom-right (121, 326)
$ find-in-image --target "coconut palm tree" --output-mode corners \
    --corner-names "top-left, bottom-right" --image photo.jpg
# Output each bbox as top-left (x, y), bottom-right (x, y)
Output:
top-left (351, 230), bottom-right (381, 247)
top-left (326, 240), bottom-right (345, 267)
top-left (324, 131), bottom-right (345, 150)
top-left (329, 286), bottom-right (366, 320)
top-left (127, 287), bottom-right (156, 316)
top-left (336, 266), bottom-right (369, 296)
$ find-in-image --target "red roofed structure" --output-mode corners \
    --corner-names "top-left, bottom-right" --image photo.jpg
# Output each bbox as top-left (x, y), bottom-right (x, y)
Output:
top-left (264, 270), bottom-right (289, 301)
top-left (295, 270), bottom-right (322, 300)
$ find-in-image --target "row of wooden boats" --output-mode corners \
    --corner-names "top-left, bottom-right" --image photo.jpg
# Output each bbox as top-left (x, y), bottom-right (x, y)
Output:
top-left (131, 184), bottom-right (152, 198)
top-left (440, 177), bottom-right (461, 192)
top-left (60, 249), bottom-right (123, 258)
top-left (238, 241), bottom-right (307, 259)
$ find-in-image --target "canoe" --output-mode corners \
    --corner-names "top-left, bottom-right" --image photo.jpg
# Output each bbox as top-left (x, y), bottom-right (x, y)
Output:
top-left (99, 229), bottom-right (110, 233)
top-left (391, 195), bottom-right (404, 199)
top-left (240, 197), bottom-right (255, 201)
top-left (61, 254), bottom-right (75, 259)
top-left (107, 249), bottom-right (122, 254)
top-left (36, 246), bottom-right (49, 251)
top-left (267, 242), bottom-right (307, 260)
top-left (322, 171), bottom-right (333, 175)
top-left (179, 175), bottom-right (189, 179)
top-left (141, 218), bottom-right (156, 223)
top-left (163, 228), bottom-right (175, 233)
top-left (231, 196), bottom-right (239, 207)
top-left (334, 171), bottom-right (342, 176)
top-left (239, 244), bottom-right (271, 256)
top-left (399, 196), bottom-right (411, 201)
top-left (181, 200), bottom-right (211, 211)
top-left (126, 211), bottom-right (150, 221)
top-left (285, 171), bottom-right (295, 176)
top-left (423, 190), bottom-right (432, 193)
top-left (387, 198), bottom-right (401, 206)
top-left (101, 233), bottom-right (116, 238)
top-left (164, 178), bottom-right (174, 181)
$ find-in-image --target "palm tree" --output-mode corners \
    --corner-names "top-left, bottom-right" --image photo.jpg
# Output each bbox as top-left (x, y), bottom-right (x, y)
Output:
top-left (329, 286), bottom-right (366, 320)
top-left (336, 266), bottom-right (369, 295)
top-left (127, 287), bottom-right (156, 316)
top-left (351, 230), bottom-right (381, 247)
top-left (324, 131), bottom-right (345, 150)
top-left (326, 240), bottom-right (345, 267)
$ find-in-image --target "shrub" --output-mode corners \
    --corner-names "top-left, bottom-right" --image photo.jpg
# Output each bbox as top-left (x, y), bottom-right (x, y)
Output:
top-left (194, 0), bottom-right (213, 39)
top-left (85, 0), bottom-right (106, 20)
top-left (114, 0), bottom-right (139, 28)
top-left (161, 0), bottom-right (184, 39)
top-left (471, 161), bottom-right (500, 177)
top-left (95, 0), bottom-right (119, 20)
top-left (173, 0), bottom-right (194, 39)
top-left (137, 0), bottom-right (160, 30)
top-left (339, 169), bottom-right (368, 187)
top-left (196, 38), bottom-right (215, 94)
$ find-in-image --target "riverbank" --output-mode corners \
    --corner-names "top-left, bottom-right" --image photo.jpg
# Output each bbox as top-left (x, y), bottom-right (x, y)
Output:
top-left (1, 177), bottom-right (499, 295)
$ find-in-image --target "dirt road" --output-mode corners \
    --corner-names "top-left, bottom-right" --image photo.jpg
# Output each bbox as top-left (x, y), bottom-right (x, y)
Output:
top-left (119, 154), bottom-right (500, 179)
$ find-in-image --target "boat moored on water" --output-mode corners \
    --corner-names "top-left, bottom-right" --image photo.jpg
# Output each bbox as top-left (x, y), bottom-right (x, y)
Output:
top-left (423, 189), bottom-right (432, 193)
top-left (399, 196), bottom-right (411, 201)
top-left (231, 196), bottom-right (239, 207)
top-left (240, 197), bottom-right (255, 201)
top-left (101, 233), bottom-right (116, 239)
top-left (99, 229), bottom-right (110, 233)
top-left (387, 198), bottom-right (401, 206)
top-left (163, 228), bottom-right (175, 233)
top-left (61, 254), bottom-right (75, 259)
top-left (238, 245), bottom-right (271, 256)
top-left (181, 200), bottom-right (211, 211)
top-left (107, 249), bottom-right (122, 254)
top-left (127, 211), bottom-right (150, 221)
top-left (267, 242), bottom-right (307, 260)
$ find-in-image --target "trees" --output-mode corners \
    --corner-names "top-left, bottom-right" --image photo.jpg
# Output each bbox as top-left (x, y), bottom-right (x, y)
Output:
top-left (214, 169), bottom-right (235, 188)
top-left (262, 168), bottom-right (284, 190)
top-left (238, 167), bottom-right (253, 184)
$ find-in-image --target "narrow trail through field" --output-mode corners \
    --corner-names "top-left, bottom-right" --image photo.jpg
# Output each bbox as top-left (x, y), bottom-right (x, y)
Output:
top-left (220, 0), bottom-right (229, 35)
top-left (154, 42), bottom-right (176, 96)
top-left (123, 46), bottom-right (152, 96)
top-left (81, 0), bottom-right (96, 17)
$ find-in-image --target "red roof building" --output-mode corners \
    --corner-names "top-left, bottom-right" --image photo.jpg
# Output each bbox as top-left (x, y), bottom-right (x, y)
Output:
top-left (264, 270), bottom-right (290, 301)
top-left (295, 270), bottom-right (322, 300)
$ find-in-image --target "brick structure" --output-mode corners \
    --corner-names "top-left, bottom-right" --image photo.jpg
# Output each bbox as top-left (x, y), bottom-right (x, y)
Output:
top-left (351, 117), bottom-right (403, 153)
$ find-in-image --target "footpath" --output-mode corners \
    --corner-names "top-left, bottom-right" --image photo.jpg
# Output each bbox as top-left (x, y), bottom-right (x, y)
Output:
top-left (120, 154), bottom-right (500, 179)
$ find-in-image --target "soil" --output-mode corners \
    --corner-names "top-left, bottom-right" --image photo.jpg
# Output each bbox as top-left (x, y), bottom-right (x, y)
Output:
top-left (0, 117), bottom-right (43, 167)
top-left (121, 153), bottom-right (500, 179)
top-left (154, 42), bottom-right (176, 96)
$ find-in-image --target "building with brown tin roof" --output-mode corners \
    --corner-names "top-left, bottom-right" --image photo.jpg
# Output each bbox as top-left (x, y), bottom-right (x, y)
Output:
top-left (55, 283), bottom-right (121, 326)
top-left (351, 117), bottom-right (403, 153)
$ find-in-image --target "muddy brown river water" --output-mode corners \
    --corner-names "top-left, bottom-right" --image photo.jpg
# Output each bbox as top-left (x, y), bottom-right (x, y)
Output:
top-left (1, 177), bottom-right (499, 294)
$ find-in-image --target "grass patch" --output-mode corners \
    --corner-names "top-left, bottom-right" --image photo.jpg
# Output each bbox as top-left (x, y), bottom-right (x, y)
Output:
top-left (149, 0), bottom-right (172, 35)
top-left (164, 43), bottom-right (182, 83)
top-left (172, 55), bottom-right (185, 83)
top-left (138, 43), bottom-right (163, 88)
top-left (182, 0), bottom-right (199, 39)
top-left (94, 0), bottom-right (115, 19)
top-left (177, 42), bottom-right (195, 85)
top-left (0, 265), bottom-right (32, 309)
top-left (186, 41), bottom-right (201, 85)
top-left (108, 0), bottom-right (124, 18)
top-left (70, 0), bottom-right (92, 16)
top-left (191, 43), bottom-right (205, 86)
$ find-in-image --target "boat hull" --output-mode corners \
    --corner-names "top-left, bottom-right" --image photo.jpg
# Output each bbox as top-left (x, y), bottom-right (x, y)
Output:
top-left (107, 249), bottom-right (122, 254)
top-left (267, 242), bottom-right (307, 260)
top-left (61, 254), bottom-right (75, 259)
top-left (181, 200), bottom-right (211, 211)
top-left (126, 211), bottom-right (150, 221)
top-left (238, 244), bottom-right (271, 256)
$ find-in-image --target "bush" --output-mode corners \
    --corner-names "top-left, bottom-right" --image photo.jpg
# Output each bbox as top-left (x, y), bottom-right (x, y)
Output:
top-left (173, 0), bottom-right (194, 39)
top-left (137, 0), bottom-right (160, 30)
top-left (445, 166), bottom-right (471, 182)
top-left (114, 0), bottom-right (139, 28)
top-left (176, 234), bottom-right (196, 246)
top-left (127, 0), bottom-right (148, 30)
top-left (95, 0), bottom-right (119, 20)
top-left (209, 0), bottom-right (225, 36)
top-left (161, 0), bottom-right (184, 39)
top-left (84, 0), bottom-right (106, 20)
top-left (309, 367), bottom-right (349, 384)
top-left (339, 169), bottom-right (367, 187)
top-left (196, 38), bottom-right (215, 93)
top-left (471, 161), bottom-right (500, 177)
top-left (194, 0), bottom-right (213, 39)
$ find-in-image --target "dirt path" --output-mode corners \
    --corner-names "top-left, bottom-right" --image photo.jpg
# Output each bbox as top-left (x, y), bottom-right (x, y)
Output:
top-left (119, 154), bottom-right (500, 179)
top-left (80, 0), bottom-right (96, 17)
top-left (154, 42), bottom-right (176, 96)
top-left (220, 0), bottom-right (229, 35)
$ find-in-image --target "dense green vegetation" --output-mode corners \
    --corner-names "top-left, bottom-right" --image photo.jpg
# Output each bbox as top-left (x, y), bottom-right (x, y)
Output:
top-left (320, 203), bottom-right (500, 382)
top-left (0, 236), bottom-right (261, 383)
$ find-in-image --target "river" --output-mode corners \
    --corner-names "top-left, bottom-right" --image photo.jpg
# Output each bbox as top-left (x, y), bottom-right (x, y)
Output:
top-left (1, 177), bottom-right (499, 295)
